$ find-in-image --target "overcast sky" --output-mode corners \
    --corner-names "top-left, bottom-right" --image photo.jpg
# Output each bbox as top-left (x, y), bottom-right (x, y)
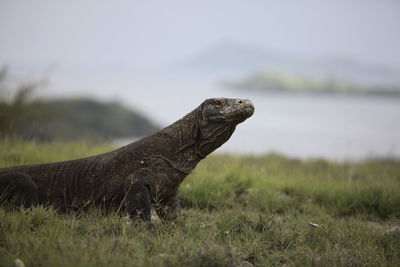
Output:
top-left (1, 0), bottom-right (399, 73)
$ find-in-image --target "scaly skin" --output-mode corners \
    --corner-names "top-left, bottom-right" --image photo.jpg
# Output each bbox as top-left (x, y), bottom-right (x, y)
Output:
top-left (0, 98), bottom-right (254, 223)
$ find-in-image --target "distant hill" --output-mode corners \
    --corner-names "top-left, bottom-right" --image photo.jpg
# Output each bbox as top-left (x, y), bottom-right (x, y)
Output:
top-left (11, 98), bottom-right (160, 141)
top-left (222, 71), bottom-right (400, 97)
top-left (179, 41), bottom-right (400, 87)
top-left (179, 42), bottom-right (283, 72)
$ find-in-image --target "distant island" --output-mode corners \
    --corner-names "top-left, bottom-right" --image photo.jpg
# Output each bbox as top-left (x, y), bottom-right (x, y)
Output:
top-left (179, 41), bottom-right (400, 96)
top-left (0, 68), bottom-right (160, 141)
top-left (1, 98), bottom-right (160, 141)
top-left (179, 42), bottom-right (400, 85)
top-left (222, 71), bottom-right (400, 97)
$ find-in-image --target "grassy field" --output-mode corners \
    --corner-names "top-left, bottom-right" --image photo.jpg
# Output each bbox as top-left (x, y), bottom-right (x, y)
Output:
top-left (0, 138), bottom-right (399, 266)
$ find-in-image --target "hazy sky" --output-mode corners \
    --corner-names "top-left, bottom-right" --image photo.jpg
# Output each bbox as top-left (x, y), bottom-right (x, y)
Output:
top-left (1, 0), bottom-right (400, 73)
top-left (1, 1), bottom-right (399, 159)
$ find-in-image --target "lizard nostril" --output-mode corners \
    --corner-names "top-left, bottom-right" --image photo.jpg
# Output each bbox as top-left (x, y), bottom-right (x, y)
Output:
top-left (238, 100), bottom-right (243, 104)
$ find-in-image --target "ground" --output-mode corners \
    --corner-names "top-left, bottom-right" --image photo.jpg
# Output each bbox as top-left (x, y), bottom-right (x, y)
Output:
top-left (0, 138), bottom-right (399, 266)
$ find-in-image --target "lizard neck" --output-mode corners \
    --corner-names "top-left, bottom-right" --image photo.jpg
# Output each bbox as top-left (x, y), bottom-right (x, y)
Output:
top-left (151, 107), bottom-right (236, 174)
top-left (119, 106), bottom-right (236, 175)
top-left (155, 107), bottom-right (204, 174)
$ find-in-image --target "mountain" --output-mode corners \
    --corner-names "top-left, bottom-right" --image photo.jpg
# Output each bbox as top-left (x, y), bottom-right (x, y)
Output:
top-left (8, 98), bottom-right (160, 141)
top-left (222, 71), bottom-right (400, 96)
top-left (179, 42), bottom-right (286, 72)
top-left (179, 41), bottom-right (400, 87)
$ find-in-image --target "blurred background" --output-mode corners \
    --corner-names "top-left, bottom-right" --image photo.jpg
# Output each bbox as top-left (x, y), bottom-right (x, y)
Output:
top-left (0, 0), bottom-right (399, 160)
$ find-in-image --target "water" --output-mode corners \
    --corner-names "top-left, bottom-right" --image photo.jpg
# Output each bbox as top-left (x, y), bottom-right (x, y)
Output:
top-left (233, 93), bottom-right (400, 160)
top-left (46, 72), bottom-right (400, 160)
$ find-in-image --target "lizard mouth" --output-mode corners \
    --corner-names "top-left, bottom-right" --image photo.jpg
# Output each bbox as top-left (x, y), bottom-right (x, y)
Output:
top-left (211, 105), bottom-right (254, 123)
top-left (226, 105), bottom-right (255, 123)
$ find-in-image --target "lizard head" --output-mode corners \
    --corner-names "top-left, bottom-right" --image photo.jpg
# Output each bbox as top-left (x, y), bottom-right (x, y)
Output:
top-left (189, 98), bottom-right (254, 156)
top-left (200, 98), bottom-right (254, 124)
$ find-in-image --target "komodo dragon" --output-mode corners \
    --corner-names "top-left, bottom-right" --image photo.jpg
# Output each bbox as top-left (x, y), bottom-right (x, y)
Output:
top-left (0, 98), bottom-right (254, 224)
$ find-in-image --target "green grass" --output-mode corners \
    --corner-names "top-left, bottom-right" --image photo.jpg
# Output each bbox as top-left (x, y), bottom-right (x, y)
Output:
top-left (1, 138), bottom-right (400, 266)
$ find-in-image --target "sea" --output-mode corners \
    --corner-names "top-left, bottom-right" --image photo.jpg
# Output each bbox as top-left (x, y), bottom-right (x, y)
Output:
top-left (45, 72), bottom-right (400, 161)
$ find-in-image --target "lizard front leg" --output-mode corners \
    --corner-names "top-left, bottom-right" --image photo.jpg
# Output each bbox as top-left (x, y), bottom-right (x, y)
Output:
top-left (124, 170), bottom-right (153, 223)
top-left (0, 172), bottom-right (38, 207)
